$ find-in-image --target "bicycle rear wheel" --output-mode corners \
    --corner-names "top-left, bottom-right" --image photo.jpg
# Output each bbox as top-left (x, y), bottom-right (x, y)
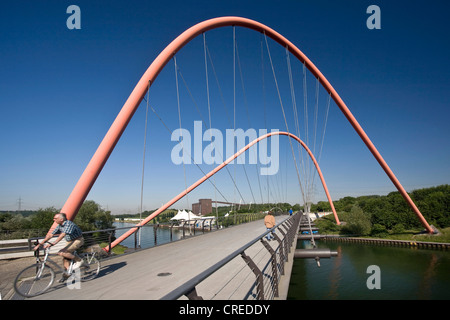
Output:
top-left (14, 263), bottom-right (55, 297)
top-left (79, 253), bottom-right (100, 281)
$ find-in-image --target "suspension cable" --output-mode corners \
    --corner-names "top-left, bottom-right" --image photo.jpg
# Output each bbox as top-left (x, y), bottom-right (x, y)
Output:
top-left (235, 38), bottom-right (257, 205)
top-left (307, 77), bottom-right (320, 204)
top-left (260, 34), bottom-right (269, 206)
top-left (310, 92), bottom-right (331, 196)
top-left (203, 33), bottom-right (220, 221)
top-left (302, 62), bottom-right (310, 208)
top-left (175, 58), bottom-right (246, 205)
top-left (263, 32), bottom-right (306, 206)
top-left (146, 99), bottom-right (231, 203)
top-left (286, 46), bottom-right (307, 198)
top-left (138, 81), bottom-right (151, 247)
top-left (233, 26), bottom-right (237, 208)
top-left (174, 56), bottom-right (190, 214)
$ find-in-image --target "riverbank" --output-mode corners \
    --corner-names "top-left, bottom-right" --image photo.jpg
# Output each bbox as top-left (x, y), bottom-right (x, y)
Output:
top-left (321, 235), bottom-right (450, 250)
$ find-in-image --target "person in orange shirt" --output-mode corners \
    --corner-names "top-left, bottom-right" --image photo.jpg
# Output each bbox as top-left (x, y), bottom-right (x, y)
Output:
top-left (264, 211), bottom-right (275, 240)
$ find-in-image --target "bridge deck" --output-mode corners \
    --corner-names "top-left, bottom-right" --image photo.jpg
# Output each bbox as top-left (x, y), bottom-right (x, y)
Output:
top-left (21, 215), bottom-right (294, 300)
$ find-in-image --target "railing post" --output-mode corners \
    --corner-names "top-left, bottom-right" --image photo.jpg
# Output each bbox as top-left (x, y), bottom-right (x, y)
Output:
top-left (281, 224), bottom-right (291, 252)
top-left (108, 231), bottom-right (113, 255)
top-left (277, 228), bottom-right (288, 262)
top-left (261, 239), bottom-right (279, 298)
top-left (186, 287), bottom-right (203, 300)
top-left (272, 232), bottom-right (285, 275)
top-left (154, 224), bottom-right (158, 246)
top-left (241, 252), bottom-right (264, 300)
top-left (134, 227), bottom-right (138, 249)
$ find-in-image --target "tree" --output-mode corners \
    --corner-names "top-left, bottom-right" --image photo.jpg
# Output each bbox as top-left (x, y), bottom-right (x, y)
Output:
top-left (29, 207), bottom-right (60, 230)
top-left (0, 214), bottom-right (30, 232)
top-left (334, 196), bottom-right (356, 212)
top-left (0, 212), bottom-right (13, 223)
top-left (74, 200), bottom-right (114, 231)
top-left (312, 201), bottom-right (331, 212)
top-left (371, 224), bottom-right (388, 237)
top-left (342, 204), bottom-right (372, 236)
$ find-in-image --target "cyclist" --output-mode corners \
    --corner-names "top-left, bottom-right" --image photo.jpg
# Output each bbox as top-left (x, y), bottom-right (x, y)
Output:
top-left (34, 213), bottom-right (85, 281)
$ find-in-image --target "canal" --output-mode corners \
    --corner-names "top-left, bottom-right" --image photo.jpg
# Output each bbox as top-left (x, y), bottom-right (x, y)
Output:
top-left (113, 222), bottom-right (185, 249)
top-left (287, 239), bottom-right (450, 300)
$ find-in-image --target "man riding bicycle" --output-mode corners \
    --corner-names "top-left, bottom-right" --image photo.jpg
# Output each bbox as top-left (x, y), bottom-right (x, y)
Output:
top-left (34, 213), bottom-right (85, 281)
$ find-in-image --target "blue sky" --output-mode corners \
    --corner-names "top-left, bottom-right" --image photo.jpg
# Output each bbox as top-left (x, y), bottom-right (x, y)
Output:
top-left (1, 0), bottom-right (449, 214)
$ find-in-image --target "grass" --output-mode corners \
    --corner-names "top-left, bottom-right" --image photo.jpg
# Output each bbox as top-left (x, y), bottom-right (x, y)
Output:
top-left (314, 215), bottom-right (450, 243)
top-left (384, 227), bottom-right (450, 243)
top-left (99, 242), bottom-right (127, 255)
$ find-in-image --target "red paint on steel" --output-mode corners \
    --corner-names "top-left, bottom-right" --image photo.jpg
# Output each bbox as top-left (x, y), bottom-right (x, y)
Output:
top-left (52, 16), bottom-right (433, 235)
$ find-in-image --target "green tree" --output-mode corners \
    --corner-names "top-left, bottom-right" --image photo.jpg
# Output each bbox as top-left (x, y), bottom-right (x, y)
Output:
top-left (0, 212), bottom-right (13, 223)
top-left (342, 204), bottom-right (372, 236)
top-left (334, 196), bottom-right (356, 212)
top-left (74, 200), bottom-right (114, 231)
top-left (371, 223), bottom-right (388, 237)
top-left (0, 214), bottom-right (30, 232)
top-left (29, 207), bottom-right (60, 230)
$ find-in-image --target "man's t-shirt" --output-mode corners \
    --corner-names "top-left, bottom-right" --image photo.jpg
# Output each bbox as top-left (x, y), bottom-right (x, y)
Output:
top-left (52, 220), bottom-right (83, 241)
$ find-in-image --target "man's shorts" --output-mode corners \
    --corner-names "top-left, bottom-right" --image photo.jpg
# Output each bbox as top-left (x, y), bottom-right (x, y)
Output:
top-left (61, 237), bottom-right (84, 253)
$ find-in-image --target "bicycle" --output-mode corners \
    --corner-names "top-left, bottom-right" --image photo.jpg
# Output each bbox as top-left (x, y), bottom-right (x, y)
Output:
top-left (13, 242), bottom-right (100, 298)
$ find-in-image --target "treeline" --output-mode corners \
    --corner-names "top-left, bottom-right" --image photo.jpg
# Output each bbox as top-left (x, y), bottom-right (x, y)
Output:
top-left (115, 209), bottom-right (177, 223)
top-left (2, 185), bottom-right (447, 239)
top-left (0, 200), bottom-right (114, 239)
top-left (115, 203), bottom-right (300, 220)
top-left (314, 185), bottom-right (449, 236)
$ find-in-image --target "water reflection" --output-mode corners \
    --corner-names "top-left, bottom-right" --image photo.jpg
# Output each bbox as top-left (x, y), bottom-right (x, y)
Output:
top-left (288, 240), bottom-right (450, 300)
top-left (113, 222), bottom-right (185, 250)
top-left (327, 245), bottom-right (342, 299)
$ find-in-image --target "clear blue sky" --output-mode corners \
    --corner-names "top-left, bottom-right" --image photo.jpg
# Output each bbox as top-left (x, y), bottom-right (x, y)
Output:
top-left (1, 0), bottom-right (449, 214)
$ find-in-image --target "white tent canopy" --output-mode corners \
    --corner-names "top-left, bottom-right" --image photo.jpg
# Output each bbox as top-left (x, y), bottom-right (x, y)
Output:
top-left (170, 209), bottom-right (201, 221)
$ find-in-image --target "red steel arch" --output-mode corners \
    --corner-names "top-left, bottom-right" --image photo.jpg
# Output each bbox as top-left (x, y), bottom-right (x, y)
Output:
top-left (52, 16), bottom-right (433, 234)
top-left (108, 131), bottom-right (339, 250)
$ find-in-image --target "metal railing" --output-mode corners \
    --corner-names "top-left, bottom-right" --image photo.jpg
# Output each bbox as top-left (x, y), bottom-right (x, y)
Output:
top-left (110, 212), bottom-right (270, 252)
top-left (15, 212), bottom-right (272, 258)
top-left (160, 213), bottom-right (301, 300)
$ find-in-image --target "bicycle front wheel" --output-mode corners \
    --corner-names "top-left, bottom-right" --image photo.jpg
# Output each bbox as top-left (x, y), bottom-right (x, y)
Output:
top-left (79, 253), bottom-right (100, 281)
top-left (14, 263), bottom-right (55, 298)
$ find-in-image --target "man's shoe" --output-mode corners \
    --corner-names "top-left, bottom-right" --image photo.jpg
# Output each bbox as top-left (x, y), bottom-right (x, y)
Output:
top-left (59, 272), bottom-right (70, 283)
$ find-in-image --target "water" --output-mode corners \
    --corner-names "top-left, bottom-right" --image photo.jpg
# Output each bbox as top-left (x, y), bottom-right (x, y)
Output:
top-left (287, 240), bottom-right (450, 300)
top-left (113, 222), bottom-right (185, 250)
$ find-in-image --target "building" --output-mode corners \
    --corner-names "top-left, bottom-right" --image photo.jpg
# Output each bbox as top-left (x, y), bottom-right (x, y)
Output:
top-left (192, 199), bottom-right (212, 216)
top-left (192, 199), bottom-right (242, 216)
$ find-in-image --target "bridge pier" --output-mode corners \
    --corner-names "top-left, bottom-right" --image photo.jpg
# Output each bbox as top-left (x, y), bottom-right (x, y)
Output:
top-left (294, 213), bottom-right (339, 268)
top-left (294, 249), bottom-right (338, 259)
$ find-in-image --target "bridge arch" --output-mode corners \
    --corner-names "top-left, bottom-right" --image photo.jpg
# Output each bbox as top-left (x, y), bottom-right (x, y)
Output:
top-left (54, 16), bottom-right (433, 234)
top-left (108, 131), bottom-right (339, 250)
